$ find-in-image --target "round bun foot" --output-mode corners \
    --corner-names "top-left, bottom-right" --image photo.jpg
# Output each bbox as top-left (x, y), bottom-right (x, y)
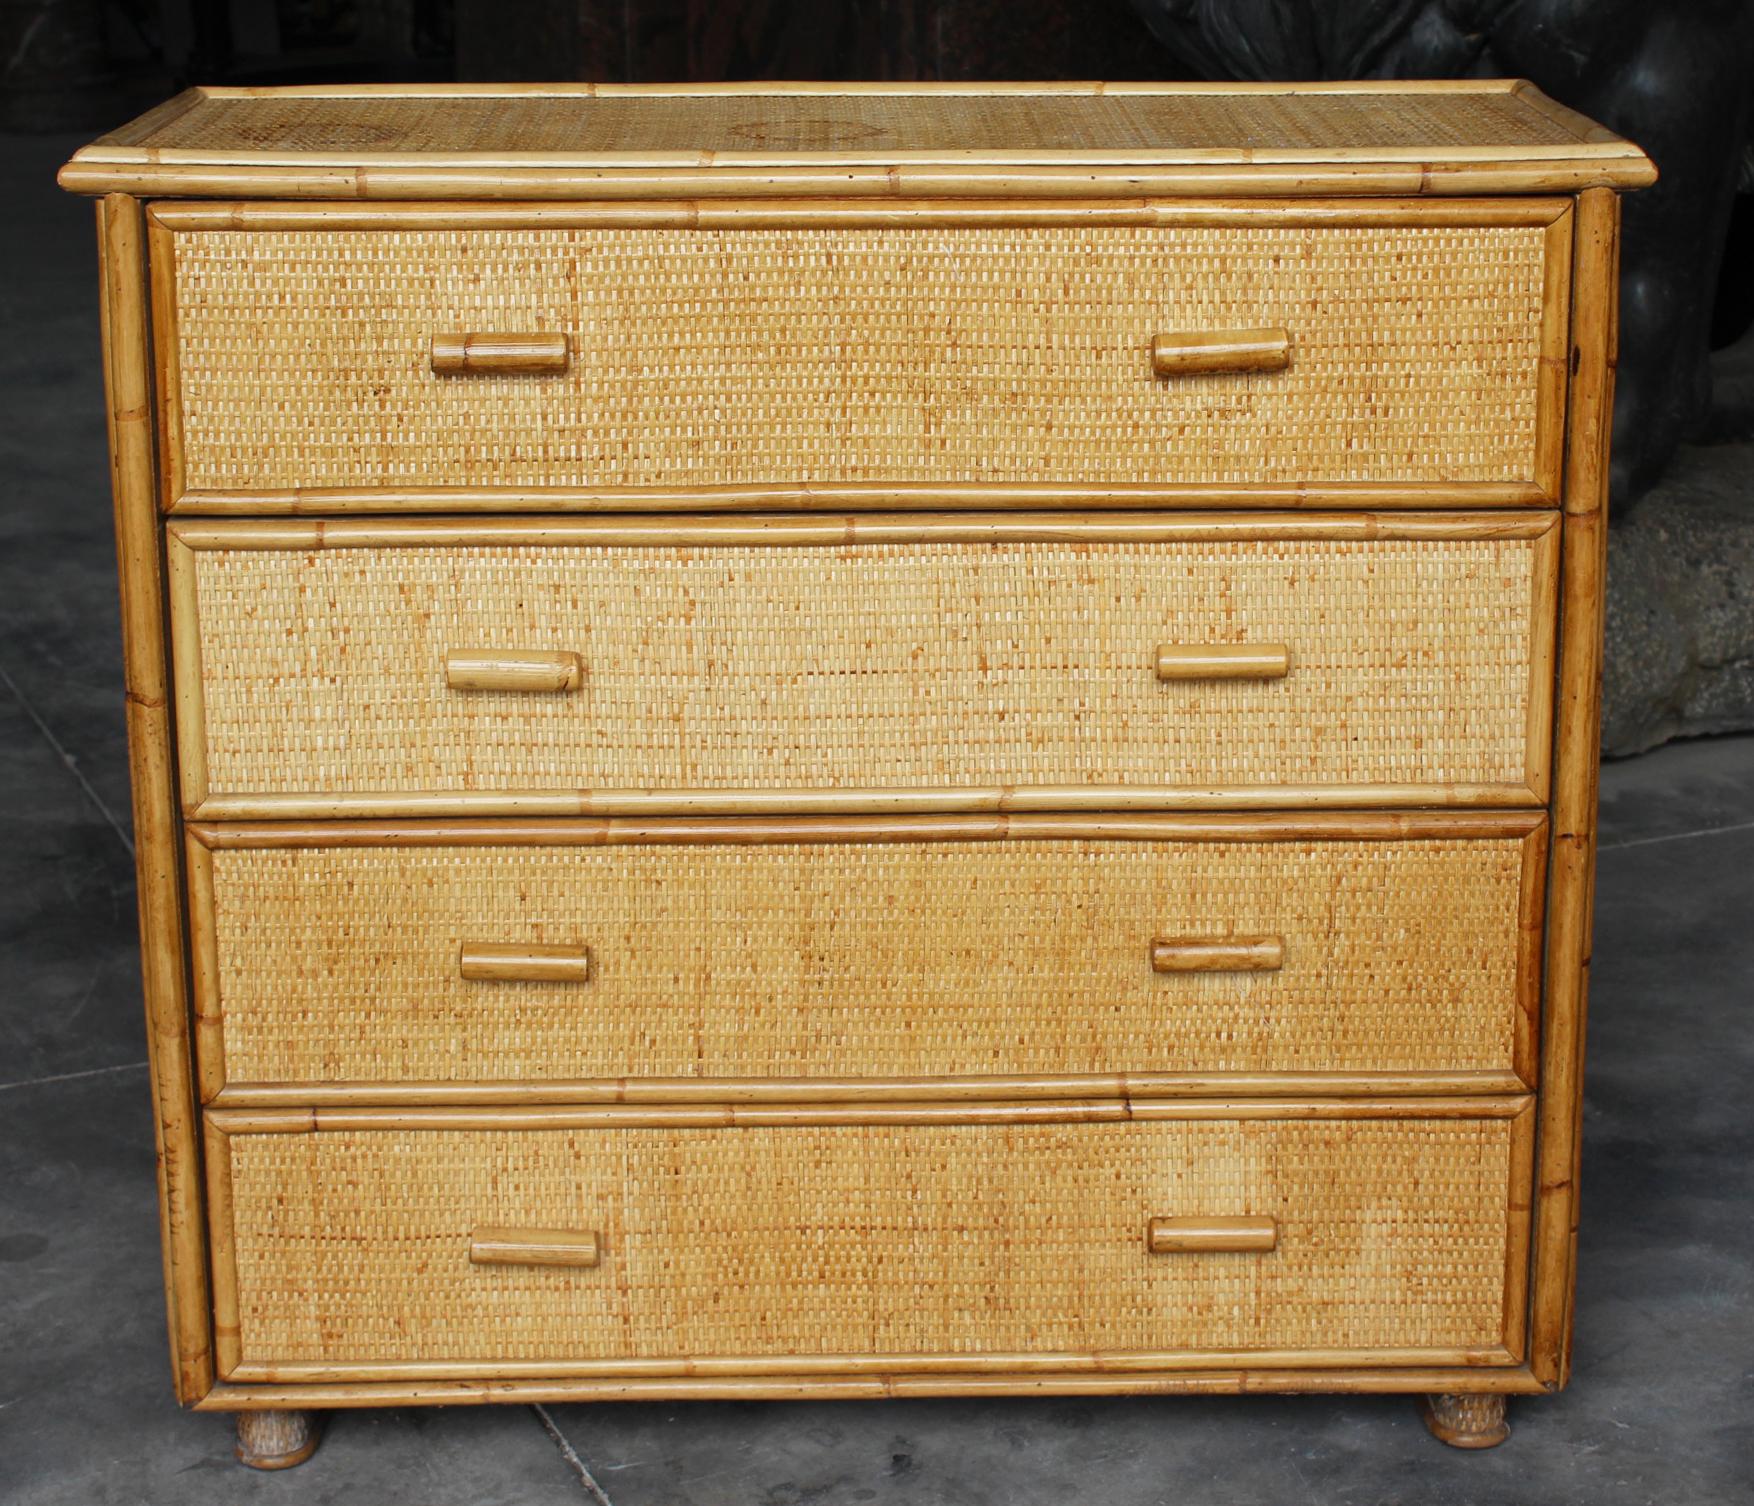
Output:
top-left (235, 1408), bottom-right (322, 1470)
top-left (1419, 1392), bottom-right (1510, 1449)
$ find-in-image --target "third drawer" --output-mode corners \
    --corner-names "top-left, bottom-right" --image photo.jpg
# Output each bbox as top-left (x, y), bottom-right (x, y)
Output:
top-left (188, 812), bottom-right (1546, 1096)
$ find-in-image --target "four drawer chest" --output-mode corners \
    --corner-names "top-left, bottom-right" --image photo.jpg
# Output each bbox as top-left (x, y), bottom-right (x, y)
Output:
top-left (59, 80), bottom-right (1653, 1468)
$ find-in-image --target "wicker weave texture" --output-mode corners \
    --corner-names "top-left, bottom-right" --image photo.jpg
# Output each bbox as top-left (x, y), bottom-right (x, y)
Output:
top-left (223, 1118), bottom-right (1515, 1363)
top-left (186, 537), bottom-right (1541, 798)
top-left (168, 222), bottom-right (1547, 490)
top-left (208, 835), bottom-right (1529, 1085)
top-left (137, 90), bottom-right (1588, 159)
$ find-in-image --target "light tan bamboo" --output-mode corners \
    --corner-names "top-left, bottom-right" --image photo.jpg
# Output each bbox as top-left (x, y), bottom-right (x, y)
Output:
top-left (165, 510), bottom-right (1560, 551)
top-left (59, 158), bottom-right (1656, 202)
top-left (1155, 644), bottom-right (1290, 682)
top-left (443, 650), bottom-right (581, 693)
top-left (97, 194), bottom-right (213, 1404)
top-left (1152, 328), bottom-right (1290, 377)
top-left (164, 532), bottom-right (208, 810)
top-left (208, 1070), bottom-right (1530, 1109)
top-left (172, 480), bottom-right (1556, 515)
top-left (194, 1364), bottom-right (1551, 1411)
top-left (188, 783), bottom-right (1547, 823)
top-left (183, 835), bottom-right (226, 1103)
top-left (203, 1114), bottom-right (241, 1377)
top-left (148, 195), bottom-right (1574, 233)
top-left (1530, 186), bottom-right (1618, 1389)
top-left (220, 1343), bottom-right (1510, 1385)
top-left (1524, 517), bottom-right (1562, 798)
top-left (1512, 821), bottom-right (1550, 1088)
top-left (206, 1097), bottom-right (1530, 1137)
top-left (431, 332), bottom-right (568, 375)
top-left (184, 810), bottom-right (1546, 849)
top-left (1533, 207), bottom-right (1575, 500)
top-left (1502, 1103), bottom-right (1537, 1360)
top-left (459, 943), bottom-right (591, 984)
top-left (145, 215), bottom-right (184, 510)
top-left (1151, 937), bottom-right (1284, 974)
top-left (1147, 1217), bottom-right (1278, 1253)
top-left (468, 1227), bottom-right (600, 1268)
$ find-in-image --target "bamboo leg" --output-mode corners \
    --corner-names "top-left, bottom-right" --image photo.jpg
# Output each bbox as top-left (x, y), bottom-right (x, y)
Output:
top-left (1418, 1393), bottom-right (1510, 1449)
top-left (235, 1408), bottom-right (322, 1469)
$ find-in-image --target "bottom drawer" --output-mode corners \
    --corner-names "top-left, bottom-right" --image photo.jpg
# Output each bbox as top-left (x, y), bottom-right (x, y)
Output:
top-left (208, 1107), bottom-right (1532, 1377)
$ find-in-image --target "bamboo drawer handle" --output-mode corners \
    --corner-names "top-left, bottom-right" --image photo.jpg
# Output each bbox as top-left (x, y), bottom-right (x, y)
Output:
top-left (1151, 935), bottom-right (1284, 974)
top-left (1147, 1216), bottom-right (1279, 1254)
top-left (431, 332), bottom-right (569, 374)
top-left (445, 650), bottom-right (582, 692)
top-left (469, 1227), bottom-right (600, 1268)
top-left (460, 943), bottom-right (592, 983)
top-left (1152, 327), bottom-right (1291, 377)
top-left (1155, 644), bottom-right (1291, 681)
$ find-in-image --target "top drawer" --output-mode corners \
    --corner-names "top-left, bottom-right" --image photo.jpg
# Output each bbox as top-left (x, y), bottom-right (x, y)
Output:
top-left (148, 201), bottom-right (1571, 508)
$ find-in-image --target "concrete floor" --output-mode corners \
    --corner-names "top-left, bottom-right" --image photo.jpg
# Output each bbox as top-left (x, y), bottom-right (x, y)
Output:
top-left (2, 131), bottom-right (1751, 1504)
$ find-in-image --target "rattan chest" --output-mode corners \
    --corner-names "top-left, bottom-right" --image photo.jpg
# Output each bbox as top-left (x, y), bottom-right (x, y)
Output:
top-left (60, 81), bottom-right (1652, 1468)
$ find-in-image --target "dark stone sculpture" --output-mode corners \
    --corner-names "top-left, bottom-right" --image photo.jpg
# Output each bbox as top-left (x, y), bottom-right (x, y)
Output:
top-left (1128, 0), bottom-right (1754, 510)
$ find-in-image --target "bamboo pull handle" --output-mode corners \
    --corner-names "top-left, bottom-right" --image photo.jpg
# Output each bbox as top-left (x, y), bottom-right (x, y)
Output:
top-left (1151, 936), bottom-right (1284, 974)
top-left (1155, 644), bottom-right (1290, 681)
top-left (1147, 1217), bottom-right (1279, 1254)
top-left (1152, 327), bottom-right (1290, 377)
top-left (431, 332), bottom-right (569, 374)
top-left (469, 1227), bottom-right (600, 1268)
top-left (460, 943), bottom-right (592, 983)
top-left (445, 650), bottom-right (582, 693)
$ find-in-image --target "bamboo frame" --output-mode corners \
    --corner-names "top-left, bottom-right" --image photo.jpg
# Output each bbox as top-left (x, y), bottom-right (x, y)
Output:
top-left (1529, 187), bottom-right (1619, 1389)
top-left (60, 81), bottom-right (1655, 203)
top-left (144, 199), bottom-right (1573, 513)
top-left (96, 194), bottom-right (213, 1405)
top-left (195, 1364), bottom-right (1553, 1410)
top-left (222, 1348), bottom-right (1515, 1386)
top-left (166, 512), bottom-right (1561, 549)
top-left (208, 1099), bottom-right (1530, 1134)
top-left (187, 809), bottom-right (1546, 847)
top-left (208, 1073), bottom-right (1531, 1109)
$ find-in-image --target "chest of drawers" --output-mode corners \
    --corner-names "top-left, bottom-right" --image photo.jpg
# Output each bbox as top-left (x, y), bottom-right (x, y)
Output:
top-left (60, 80), bottom-right (1651, 1469)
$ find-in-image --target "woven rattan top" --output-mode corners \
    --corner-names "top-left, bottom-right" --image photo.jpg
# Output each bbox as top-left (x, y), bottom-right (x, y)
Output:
top-left (60, 81), bottom-right (1653, 199)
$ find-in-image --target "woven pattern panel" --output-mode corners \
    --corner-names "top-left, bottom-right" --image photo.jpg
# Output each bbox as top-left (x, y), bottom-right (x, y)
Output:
top-left (225, 1118), bottom-right (1515, 1363)
top-left (168, 223), bottom-right (1547, 489)
top-left (140, 91), bottom-right (1587, 157)
top-left (210, 836), bottom-right (1528, 1085)
top-left (187, 538), bottom-right (1541, 798)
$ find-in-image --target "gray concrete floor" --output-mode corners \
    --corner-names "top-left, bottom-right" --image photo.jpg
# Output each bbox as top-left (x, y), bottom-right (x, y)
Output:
top-left (2, 131), bottom-right (1751, 1504)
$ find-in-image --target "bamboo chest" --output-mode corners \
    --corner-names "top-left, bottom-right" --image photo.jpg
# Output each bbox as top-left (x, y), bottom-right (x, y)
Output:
top-left (60, 81), bottom-right (1652, 1467)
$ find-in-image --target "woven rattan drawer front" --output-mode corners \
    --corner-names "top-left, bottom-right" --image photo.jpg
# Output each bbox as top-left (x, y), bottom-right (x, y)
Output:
top-left (209, 1109), bottom-right (1532, 1374)
top-left (153, 204), bottom-right (1569, 503)
top-left (167, 518), bottom-right (1557, 817)
top-left (191, 816), bottom-right (1543, 1093)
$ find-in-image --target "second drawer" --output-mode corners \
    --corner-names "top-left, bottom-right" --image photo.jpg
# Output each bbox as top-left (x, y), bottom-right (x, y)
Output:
top-left (189, 813), bottom-right (1545, 1095)
top-left (167, 516), bottom-right (1558, 817)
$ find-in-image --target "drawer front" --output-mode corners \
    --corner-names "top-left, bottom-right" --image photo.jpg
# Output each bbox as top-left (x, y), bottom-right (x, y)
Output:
top-left (168, 521), bottom-right (1557, 816)
top-left (210, 1111), bottom-right (1531, 1373)
top-left (191, 818), bottom-right (1543, 1091)
top-left (156, 207), bottom-right (1566, 500)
